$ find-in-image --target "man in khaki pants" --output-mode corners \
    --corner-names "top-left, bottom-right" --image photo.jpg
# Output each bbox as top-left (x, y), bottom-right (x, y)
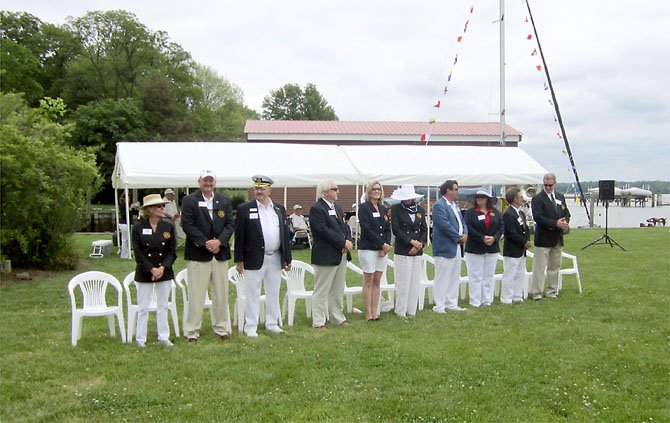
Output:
top-left (180, 169), bottom-right (235, 341)
top-left (530, 173), bottom-right (570, 300)
top-left (308, 180), bottom-right (353, 331)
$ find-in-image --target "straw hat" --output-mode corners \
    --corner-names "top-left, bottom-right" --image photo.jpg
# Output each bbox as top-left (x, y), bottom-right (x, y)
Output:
top-left (391, 184), bottom-right (423, 201)
top-left (141, 194), bottom-right (168, 208)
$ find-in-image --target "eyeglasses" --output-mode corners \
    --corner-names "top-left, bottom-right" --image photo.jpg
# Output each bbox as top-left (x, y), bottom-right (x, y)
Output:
top-left (330, 187), bottom-right (339, 191)
top-left (544, 184), bottom-right (555, 188)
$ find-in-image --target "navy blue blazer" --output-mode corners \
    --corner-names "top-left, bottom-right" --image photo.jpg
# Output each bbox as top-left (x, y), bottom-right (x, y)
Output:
top-left (502, 206), bottom-right (530, 258)
top-left (357, 201), bottom-right (391, 251)
top-left (531, 191), bottom-right (570, 248)
top-left (309, 198), bottom-right (352, 266)
top-left (464, 207), bottom-right (504, 254)
top-left (234, 200), bottom-right (292, 270)
top-left (180, 191), bottom-right (234, 262)
top-left (131, 219), bottom-right (177, 282)
top-left (391, 203), bottom-right (428, 256)
top-left (432, 197), bottom-right (467, 259)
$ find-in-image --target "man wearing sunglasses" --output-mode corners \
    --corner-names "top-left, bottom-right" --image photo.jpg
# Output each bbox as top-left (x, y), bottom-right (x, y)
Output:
top-left (309, 180), bottom-right (353, 330)
top-left (530, 173), bottom-right (570, 300)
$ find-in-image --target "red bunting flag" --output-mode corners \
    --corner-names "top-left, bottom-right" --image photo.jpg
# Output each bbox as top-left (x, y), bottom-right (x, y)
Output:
top-left (434, 100), bottom-right (441, 108)
top-left (420, 133), bottom-right (430, 142)
top-left (457, 36), bottom-right (463, 42)
top-left (527, 34), bottom-right (532, 40)
top-left (536, 65), bottom-right (542, 71)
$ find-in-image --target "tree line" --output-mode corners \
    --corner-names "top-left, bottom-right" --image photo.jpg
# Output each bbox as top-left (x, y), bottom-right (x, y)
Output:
top-left (1, 10), bottom-right (337, 269)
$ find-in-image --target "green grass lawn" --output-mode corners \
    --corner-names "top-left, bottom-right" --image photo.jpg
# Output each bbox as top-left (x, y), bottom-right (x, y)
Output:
top-left (1, 228), bottom-right (668, 422)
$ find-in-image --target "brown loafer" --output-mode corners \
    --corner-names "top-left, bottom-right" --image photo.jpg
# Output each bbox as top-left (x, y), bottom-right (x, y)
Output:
top-left (340, 321), bottom-right (350, 327)
top-left (217, 333), bottom-right (230, 341)
top-left (315, 325), bottom-right (326, 332)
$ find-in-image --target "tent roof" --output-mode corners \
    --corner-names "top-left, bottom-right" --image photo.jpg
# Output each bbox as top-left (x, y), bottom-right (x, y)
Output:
top-left (113, 142), bottom-right (547, 189)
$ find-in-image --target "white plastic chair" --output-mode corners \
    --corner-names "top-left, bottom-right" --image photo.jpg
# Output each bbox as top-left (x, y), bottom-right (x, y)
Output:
top-left (459, 259), bottom-right (469, 300)
top-left (418, 254), bottom-right (435, 310)
top-left (281, 260), bottom-right (315, 326)
top-left (122, 272), bottom-right (180, 342)
top-left (523, 250), bottom-right (534, 299)
top-left (380, 257), bottom-right (396, 305)
top-left (493, 254), bottom-right (505, 298)
top-left (68, 271), bottom-right (126, 346)
top-left (558, 252), bottom-right (582, 294)
top-left (344, 262), bottom-right (364, 312)
top-left (174, 269), bottom-right (216, 336)
top-left (228, 267), bottom-right (274, 333)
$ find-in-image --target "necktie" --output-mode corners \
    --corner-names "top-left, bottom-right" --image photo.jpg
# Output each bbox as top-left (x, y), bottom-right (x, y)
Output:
top-left (550, 194), bottom-right (560, 215)
top-left (519, 210), bottom-right (526, 221)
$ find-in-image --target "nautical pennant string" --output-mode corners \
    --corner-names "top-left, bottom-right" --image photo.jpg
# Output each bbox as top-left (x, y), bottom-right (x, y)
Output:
top-left (420, 2), bottom-right (477, 144)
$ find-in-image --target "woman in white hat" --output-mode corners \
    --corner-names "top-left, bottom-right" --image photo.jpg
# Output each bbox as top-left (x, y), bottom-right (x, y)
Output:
top-left (463, 190), bottom-right (504, 307)
top-left (390, 184), bottom-right (428, 317)
top-left (357, 181), bottom-right (392, 321)
top-left (131, 194), bottom-right (177, 347)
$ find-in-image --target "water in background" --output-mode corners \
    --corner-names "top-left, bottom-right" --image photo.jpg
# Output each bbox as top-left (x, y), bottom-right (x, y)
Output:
top-left (565, 194), bottom-right (669, 229)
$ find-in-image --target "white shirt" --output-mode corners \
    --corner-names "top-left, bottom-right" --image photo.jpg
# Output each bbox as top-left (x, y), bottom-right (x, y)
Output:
top-left (202, 193), bottom-right (214, 220)
top-left (290, 213), bottom-right (308, 230)
top-left (257, 200), bottom-right (281, 253)
top-left (446, 197), bottom-right (463, 236)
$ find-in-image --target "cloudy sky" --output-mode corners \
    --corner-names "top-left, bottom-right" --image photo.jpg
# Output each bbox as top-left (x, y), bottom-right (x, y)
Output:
top-left (3, 0), bottom-right (669, 183)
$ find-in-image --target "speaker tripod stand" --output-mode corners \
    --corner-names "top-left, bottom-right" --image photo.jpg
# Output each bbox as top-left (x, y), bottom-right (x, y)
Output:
top-left (582, 201), bottom-right (625, 251)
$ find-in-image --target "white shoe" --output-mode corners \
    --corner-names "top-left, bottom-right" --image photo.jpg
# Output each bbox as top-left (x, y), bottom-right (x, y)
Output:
top-left (158, 339), bottom-right (174, 347)
top-left (266, 327), bottom-right (285, 334)
top-left (136, 341), bottom-right (145, 348)
top-left (432, 306), bottom-right (446, 314)
top-left (446, 306), bottom-right (467, 312)
top-left (245, 332), bottom-right (258, 338)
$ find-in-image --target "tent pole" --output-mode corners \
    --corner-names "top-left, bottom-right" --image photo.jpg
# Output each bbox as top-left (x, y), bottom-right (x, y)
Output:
top-left (283, 186), bottom-right (287, 209)
top-left (426, 186), bottom-right (431, 246)
top-left (114, 190), bottom-right (121, 250)
top-left (124, 187), bottom-right (132, 259)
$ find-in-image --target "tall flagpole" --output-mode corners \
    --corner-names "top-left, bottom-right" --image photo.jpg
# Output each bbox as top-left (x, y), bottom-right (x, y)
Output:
top-left (525, 0), bottom-right (590, 222)
top-left (499, 0), bottom-right (506, 146)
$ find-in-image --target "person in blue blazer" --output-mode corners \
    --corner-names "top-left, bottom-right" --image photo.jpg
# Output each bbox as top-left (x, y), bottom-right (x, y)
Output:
top-left (357, 181), bottom-right (392, 321)
top-left (432, 180), bottom-right (468, 313)
top-left (234, 175), bottom-right (292, 337)
top-left (309, 180), bottom-right (353, 330)
top-left (501, 187), bottom-right (531, 304)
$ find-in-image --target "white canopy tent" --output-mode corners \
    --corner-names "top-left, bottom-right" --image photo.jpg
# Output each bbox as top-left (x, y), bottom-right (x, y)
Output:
top-left (113, 142), bottom-right (547, 188)
top-left (112, 142), bottom-right (547, 256)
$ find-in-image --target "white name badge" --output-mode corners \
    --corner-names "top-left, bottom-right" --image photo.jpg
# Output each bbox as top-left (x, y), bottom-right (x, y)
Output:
top-left (328, 209), bottom-right (337, 216)
top-left (142, 228), bottom-right (153, 235)
top-left (250, 208), bottom-right (258, 212)
top-left (478, 215), bottom-right (486, 221)
top-left (517, 217), bottom-right (524, 224)
top-left (555, 199), bottom-right (562, 205)
top-left (372, 212), bottom-right (381, 218)
top-left (250, 213), bottom-right (259, 219)
top-left (198, 201), bottom-right (207, 208)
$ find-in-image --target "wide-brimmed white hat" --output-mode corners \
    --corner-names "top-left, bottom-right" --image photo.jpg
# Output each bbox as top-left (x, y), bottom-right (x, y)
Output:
top-left (141, 193), bottom-right (168, 208)
top-left (475, 190), bottom-right (493, 198)
top-left (391, 184), bottom-right (423, 201)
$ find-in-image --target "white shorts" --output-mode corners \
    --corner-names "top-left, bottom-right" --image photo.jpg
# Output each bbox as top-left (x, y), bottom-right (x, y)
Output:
top-left (358, 249), bottom-right (387, 273)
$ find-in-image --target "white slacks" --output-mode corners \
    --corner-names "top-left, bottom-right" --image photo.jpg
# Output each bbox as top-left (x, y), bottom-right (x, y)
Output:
top-left (243, 253), bottom-right (282, 335)
top-left (465, 252), bottom-right (498, 307)
top-left (185, 259), bottom-right (231, 338)
top-left (530, 246), bottom-right (562, 297)
top-left (135, 280), bottom-right (171, 343)
top-left (501, 255), bottom-right (526, 304)
top-left (433, 254), bottom-right (462, 311)
top-left (394, 255), bottom-right (422, 317)
top-left (312, 253), bottom-right (348, 327)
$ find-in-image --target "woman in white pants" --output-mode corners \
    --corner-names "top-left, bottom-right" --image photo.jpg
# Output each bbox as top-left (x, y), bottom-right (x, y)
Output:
top-left (131, 194), bottom-right (177, 347)
top-left (501, 188), bottom-right (531, 304)
top-left (464, 191), bottom-right (504, 307)
top-left (390, 185), bottom-right (427, 317)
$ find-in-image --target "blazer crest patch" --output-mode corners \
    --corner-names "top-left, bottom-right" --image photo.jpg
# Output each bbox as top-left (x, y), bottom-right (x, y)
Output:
top-left (163, 231), bottom-right (171, 239)
top-left (217, 210), bottom-right (226, 218)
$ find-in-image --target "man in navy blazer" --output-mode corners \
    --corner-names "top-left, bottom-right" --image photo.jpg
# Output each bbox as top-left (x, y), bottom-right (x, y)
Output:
top-left (530, 173), bottom-right (570, 300)
top-left (181, 169), bottom-right (234, 341)
top-left (309, 180), bottom-right (353, 330)
top-left (432, 180), bottom-right (468, 313)
top-left (501, 187), bottom-right (531, 304)
top-left (234, 175), bottom-right (292, 337)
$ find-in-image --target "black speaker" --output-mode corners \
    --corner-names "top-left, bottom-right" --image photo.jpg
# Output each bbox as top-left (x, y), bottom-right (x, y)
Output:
top-left (599, 180), bottom-right (615, 201)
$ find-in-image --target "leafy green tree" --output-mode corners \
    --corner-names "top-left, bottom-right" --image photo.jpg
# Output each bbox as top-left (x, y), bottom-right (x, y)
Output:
top-left (261, 83), bottom-right (337, 120)
top-left (0, 93), bottom-right (101, 269)
top-left (69, 98), bottom-right (148, 201)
